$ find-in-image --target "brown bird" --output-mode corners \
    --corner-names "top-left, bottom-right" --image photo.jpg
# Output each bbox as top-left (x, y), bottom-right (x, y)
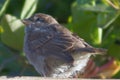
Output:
top-left (22, 13), bottom-right (106, 78)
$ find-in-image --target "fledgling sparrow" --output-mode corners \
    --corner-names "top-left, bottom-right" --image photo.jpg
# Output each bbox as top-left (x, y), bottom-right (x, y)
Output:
top-left (22, 13), bottom-right (106, 78)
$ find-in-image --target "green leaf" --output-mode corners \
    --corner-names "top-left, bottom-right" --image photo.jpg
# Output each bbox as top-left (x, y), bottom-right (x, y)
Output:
top-left (76, 0), bottom-right (115, 13)
top-left (108, 40), bottom-right (120, 60)
top-left (0, 43), bottom-right (13, 58)
top-left (20, 0), bottom-right (38, 19)
top-left (0, 0), bottom-right (10, 17)
top-left (0, 14), bottom-right (24, 51)
top-left (71, 1), bottom-right (102, 45)
top-left (71, 0), bottom-right (119, 46)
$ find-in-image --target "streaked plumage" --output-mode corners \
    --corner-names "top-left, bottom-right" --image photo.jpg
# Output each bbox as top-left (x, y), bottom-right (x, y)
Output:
top-left (22, 13), bottom-right (106, 78)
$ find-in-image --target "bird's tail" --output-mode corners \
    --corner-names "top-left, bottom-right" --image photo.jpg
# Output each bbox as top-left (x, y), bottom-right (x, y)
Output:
top-left (91, 48), bottom-right (107, 54)
top-left (74, 48), bottom-right (107, 55)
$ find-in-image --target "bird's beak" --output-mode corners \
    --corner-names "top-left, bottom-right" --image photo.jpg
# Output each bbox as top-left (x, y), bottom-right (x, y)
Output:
top-left (21, 19), bottom-right (32, 26)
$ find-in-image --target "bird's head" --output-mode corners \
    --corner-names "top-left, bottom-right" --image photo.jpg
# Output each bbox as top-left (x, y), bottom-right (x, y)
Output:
top-left (22, 13), bottom-right (58, 26)
top-left (22, 13), bottom-right (58, 33)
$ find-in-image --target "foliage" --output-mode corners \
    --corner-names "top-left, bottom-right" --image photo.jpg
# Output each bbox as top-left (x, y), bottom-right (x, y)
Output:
top-left (0, 0), bottom-right (120, 78)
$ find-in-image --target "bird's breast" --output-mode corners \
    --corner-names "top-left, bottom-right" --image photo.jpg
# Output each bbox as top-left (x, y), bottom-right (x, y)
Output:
top-left (72, 53), bottom-right (91, 72)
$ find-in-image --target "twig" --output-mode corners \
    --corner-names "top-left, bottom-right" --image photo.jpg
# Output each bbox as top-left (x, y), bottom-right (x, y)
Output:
top-left (106, 0), bottom-right (119, 10)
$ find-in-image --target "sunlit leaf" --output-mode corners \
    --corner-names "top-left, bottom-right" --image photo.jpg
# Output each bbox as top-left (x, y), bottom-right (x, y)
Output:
top-left (20, 0), bottom-right (38, 19)
top-left (0, 14), bottom-right (24, 51)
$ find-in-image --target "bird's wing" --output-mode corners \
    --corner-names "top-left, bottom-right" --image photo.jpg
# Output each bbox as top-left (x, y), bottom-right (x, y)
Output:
top-left (72, 34), bottom-right (107, 54)
top-left (28, 24), bottom-right (106, 64)
top-left (28, 24), bottom-right (75, 63)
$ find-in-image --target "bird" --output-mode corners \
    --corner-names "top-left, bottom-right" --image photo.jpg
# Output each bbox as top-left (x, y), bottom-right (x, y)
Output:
top-left (22, 13), bottom-right (107, 78)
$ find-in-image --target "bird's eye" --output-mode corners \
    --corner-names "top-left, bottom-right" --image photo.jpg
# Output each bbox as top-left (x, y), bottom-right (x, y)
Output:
top-left (35, 18), bottom-right (40, 21)
top-left (34, 17), bottom-right (45, 22)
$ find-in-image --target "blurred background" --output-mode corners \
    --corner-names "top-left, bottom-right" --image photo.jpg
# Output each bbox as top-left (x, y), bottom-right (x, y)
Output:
top-left (0, 0), bottom-right (120, 79)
